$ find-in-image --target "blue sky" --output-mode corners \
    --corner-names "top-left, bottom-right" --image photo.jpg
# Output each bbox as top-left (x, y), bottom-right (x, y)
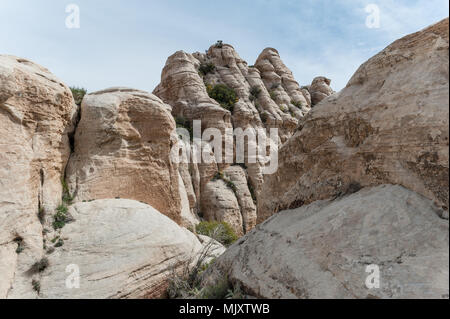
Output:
top-left (1, 0), bottom-right (448, 92)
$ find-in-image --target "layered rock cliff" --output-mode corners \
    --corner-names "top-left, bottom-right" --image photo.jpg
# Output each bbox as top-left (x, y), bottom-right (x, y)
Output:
top-left (258, 18), bottom-right (449, 222)
top-left (1, 18), bottom-right (448, 300)
top-left (0, 55), bottom-right (77, 298)
top-left (154, 43), bottom-right (332, 234)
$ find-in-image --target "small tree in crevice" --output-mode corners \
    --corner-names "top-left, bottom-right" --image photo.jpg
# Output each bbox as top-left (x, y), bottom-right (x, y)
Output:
top-left (70, 87), bottom-right (86, 106)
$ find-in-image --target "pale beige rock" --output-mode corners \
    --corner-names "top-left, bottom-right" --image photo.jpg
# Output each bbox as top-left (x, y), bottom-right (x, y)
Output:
top-left (201, 178), bottom-right (243, 237)
top-left (223, 166), bottom-right (257, 233)
top-left (203, 185), bottom-right (449, 299)
top-left (66, 87), bottom-right (187, 224)
top-left (0, 55), bottom-right (76, 298)
top-left (37, 199), bottom-right (204, 299)
top-left (309, 76), bottom-right (334, 105)
top-left (258, 18), bottom-right (450, 222)
top-left (197, 234), bottom-right (227, 264)
top-left (178, 171), bottom-right (200, 229)
top-left (154, 43), bottom-right (316, 233)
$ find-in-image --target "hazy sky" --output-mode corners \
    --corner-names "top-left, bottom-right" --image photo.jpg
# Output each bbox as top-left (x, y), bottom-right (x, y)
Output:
top-left (1, 0), bottom-right (448, 92)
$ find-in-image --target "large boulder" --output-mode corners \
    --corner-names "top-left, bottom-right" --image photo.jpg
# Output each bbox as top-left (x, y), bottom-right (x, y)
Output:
top-left (38, 199), bottom-right (204, 299)
top-left (203, 185), bottom-right (449, 299)
top-left (309, 76), bottom-right (334, 106)
top-left (66, 87), bottom-right (193, 225)
top-left (258, 18), bottom-right (449, 222)
top-left (0, 55), bottom-right (77, 298)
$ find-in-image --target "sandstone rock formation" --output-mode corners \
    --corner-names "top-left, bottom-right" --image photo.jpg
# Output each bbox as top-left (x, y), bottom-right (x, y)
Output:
top-left (0, 55), bottom-right (77, 298)
top-left (65, 87), bottom-right (196, 225)
top-left (202, 185), bottom-right (449, 299)
top-left (309, 76), bottom-right (334, 106)
top-left (36, 199), bottom-right (204, 299)
top-left (154, 43), bottom-right (319, 234)
top-left (258, 18), bottom-right (449, 223)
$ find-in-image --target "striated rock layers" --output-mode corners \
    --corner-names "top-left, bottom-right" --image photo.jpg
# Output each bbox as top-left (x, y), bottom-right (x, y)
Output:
top-left (66, 87), bottom-right (197, 226)
top-left (202, 185), bottom-right (449, 299)
top-left (38, 199), bottom-right (204, 299)
top-left (0, 55), bottom-right (77, 298)
top-left (154, 43), bottom-right (326, 234)
top-left (258, 18), bottom-right (449, 223)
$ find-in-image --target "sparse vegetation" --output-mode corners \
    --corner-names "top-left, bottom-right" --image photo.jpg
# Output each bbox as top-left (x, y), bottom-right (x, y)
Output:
top-left (14, 237), bottom-right (24, 254)
top-left (52, 179), bottom-right (74, 230)
top-left (212, 171), bottom-right (237, 194)
top-left (199, 62), bottom-right (215, 76)
top-left (271, 83), bottom-right (280, 90)
top-left (207, 84), bottom-right (238, 112)
top-left (260, 112), bottom-right (269, 123)
top-left (269, 89), bottom-right (277, 101)
top-left (196, 221), bottom-right (238, 247)
top-left (200, 276), bottom-right (231, 299)
top-left (32, 279), bottom-right (41, 294)
top-left (167, 226), bottom-right (242, 299)
top-left (175, 116), bottom-right (193, 140)
top-left (30, 257), bottom-right (49, 273)
top-left (54, 238), bottom-right (64, 248)
top-left (38, 207), bottom-right (45, 224)
top-left (247, 180), bottom-right (257, 204)
top-left (52, 204), bottom-right (71, 230)
top-left (249, 86), bottom-right (261, 101)
top-left (61, 178), bottom-right (73, 205)
top-left (291, 100), bottom-right (303, 108)
top-left (70, 87), bottom-right (86, 106)
top-left (214, 40), bottom-right (223, 48)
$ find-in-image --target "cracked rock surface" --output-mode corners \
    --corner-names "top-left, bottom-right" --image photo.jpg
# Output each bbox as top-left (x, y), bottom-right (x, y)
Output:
top-left (202, 185), bottom-right (449, 299)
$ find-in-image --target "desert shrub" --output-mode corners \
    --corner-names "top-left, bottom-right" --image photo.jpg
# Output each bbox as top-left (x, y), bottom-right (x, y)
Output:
top-left (14, 237), bottom-right (24, 254)
top-left (207, 84), bottom-right (238, 112)
top-left (291, 100), bottom-right (303, 108)
top-left (52, 205), bottom-right (70, 230)
top-left (54, 238), bottom-right (64, 248)
top-left (200, 276), bottom-right (231, 299)
top-left (249, 86), bottom-right (261, 101)
top-left (280, 105), bottom-right (289, 113)
top-left (32, 279), bottom-right (41, 293)
top-left (30, 257), bottom-right (49, 273)
top-left (70, 87), bottom-right (86, 106)
top-left (269, 89), bottom-right (277, 101)
top-left (167, 228), bottom-right (223, 299)
top-left (61, 178), bottom-right (73, 205)
top-left (196, 221), bottom-right (238, 247)
top-left (260, 112), bottom-right (269, 123)
top-left (199, 62), bottom-right (215, 76)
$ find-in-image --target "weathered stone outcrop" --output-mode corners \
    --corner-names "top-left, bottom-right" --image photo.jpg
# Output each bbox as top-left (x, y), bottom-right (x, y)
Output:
top-left (154, 43), bottom-right (319, 234)
top-left (66, 87), bottom-right (196, 225)
top-left (309, 76), bottom-right (334, 106)
top-left (37, 199), bottom-right (204, 299)
top-left (0, 55), bottom-right (77, 298)
top-left (258, 18), bottom-right (449, 222)
top-left (203, 185), bottom-right (449, 299)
